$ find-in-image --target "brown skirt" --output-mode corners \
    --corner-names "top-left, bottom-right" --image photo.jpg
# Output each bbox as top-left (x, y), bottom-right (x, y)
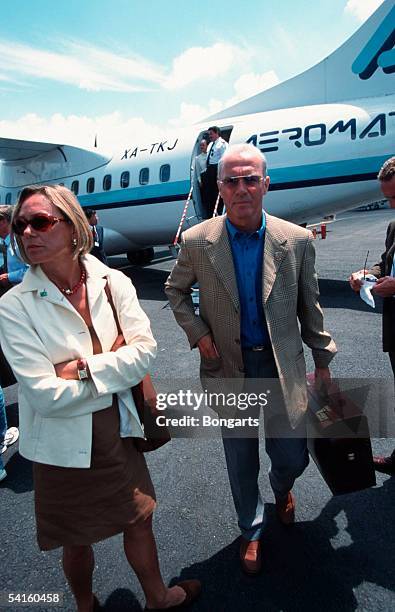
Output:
top-left (33, 398), bottom-right (156, 551)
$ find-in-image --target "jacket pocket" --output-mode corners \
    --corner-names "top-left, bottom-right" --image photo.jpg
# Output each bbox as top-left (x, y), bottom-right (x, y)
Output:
top-left (200, 355), bottom-right (223, 378)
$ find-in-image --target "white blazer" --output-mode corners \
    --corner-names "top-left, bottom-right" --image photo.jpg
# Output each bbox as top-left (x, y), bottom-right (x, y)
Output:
top-left (0, 255), bottom-right (157, 467)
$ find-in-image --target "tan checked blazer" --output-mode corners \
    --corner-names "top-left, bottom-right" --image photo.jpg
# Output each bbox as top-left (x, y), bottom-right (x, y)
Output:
top-left (165, 214), bottom-right (337, 427)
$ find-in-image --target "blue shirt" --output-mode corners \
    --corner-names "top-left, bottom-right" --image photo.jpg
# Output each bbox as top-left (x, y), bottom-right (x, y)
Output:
top-left (226, 215), bottom-right (270, 348)
top-left (4, 235), bottom-right (29, 284)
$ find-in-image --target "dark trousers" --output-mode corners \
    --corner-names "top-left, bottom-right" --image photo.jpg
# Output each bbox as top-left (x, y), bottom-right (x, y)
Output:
top-left (222, 347), bottom-right (308, 540)
top-left (202, 164), bottom-right (224, 218)
top-left (387, 351), bottom-right (395, 461)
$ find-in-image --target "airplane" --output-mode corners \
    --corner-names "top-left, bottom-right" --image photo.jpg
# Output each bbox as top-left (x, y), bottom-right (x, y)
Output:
top-left (0, 0), bottom-right (394, 265)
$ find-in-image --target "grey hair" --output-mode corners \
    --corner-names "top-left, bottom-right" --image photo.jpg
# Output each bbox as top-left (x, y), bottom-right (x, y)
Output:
top-left (218, 143), bottom-right (267, 179)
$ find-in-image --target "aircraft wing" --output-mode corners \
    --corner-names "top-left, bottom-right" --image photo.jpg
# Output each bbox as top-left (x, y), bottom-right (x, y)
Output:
top-left (0, 137), bottom-right (111, 187)
top-left (0, 137), bottom-right (65, 162)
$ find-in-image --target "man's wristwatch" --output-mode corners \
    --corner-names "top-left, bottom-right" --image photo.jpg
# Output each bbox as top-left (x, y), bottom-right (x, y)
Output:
top-left (77, 358), bottom-right (89, 381)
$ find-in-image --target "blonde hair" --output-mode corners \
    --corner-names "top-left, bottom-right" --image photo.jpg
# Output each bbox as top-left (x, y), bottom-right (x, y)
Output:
top-left (12, 185), bottom-right (93, 264)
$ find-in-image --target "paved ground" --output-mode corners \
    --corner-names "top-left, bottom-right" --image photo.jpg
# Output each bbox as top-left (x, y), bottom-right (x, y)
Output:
top-left (1, 208), bottom-right (394, 611)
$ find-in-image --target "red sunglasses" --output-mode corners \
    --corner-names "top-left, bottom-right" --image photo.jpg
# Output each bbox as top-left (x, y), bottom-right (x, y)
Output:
top-left (12, 214), bottom-right (68, 236)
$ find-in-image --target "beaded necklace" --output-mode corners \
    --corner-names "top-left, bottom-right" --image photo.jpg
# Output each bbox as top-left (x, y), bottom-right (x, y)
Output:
top-left (56, 267), bottom-right (86, 296)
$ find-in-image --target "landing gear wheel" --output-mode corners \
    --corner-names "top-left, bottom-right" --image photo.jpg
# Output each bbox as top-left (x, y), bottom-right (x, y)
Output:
top-left (126, 247), bottom-right (154, 266)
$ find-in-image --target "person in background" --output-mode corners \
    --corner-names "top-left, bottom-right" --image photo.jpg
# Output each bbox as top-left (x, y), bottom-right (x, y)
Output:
top-left (349, 156), bottom-right (395, 475)
top-left (194, 139), bottom-right (208, 219)
top-left (0, 204), bottom-right (28, 467)
top-left (0, 385), bottom-right (19, 482)
top-left (0, 205), bottom-right (29, 292)
top-left (203, 126), bottom-right (228, 218)
top-left (166, 144), bottom-right (336, 575)
top-left (0, 185), bottom-right (200, 612)
top-left (84, 208), bottom-right (108, 265)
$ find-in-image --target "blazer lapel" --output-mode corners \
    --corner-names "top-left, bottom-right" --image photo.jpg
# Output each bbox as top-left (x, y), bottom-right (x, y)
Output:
top-left (205, 217), bottom-right (240, 312)
top-left (263, 214), bottom-right (288, 304)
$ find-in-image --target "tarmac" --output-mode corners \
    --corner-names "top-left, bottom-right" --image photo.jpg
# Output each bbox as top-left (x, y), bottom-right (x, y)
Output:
top-left (1, 208), bottom-right (394, 611)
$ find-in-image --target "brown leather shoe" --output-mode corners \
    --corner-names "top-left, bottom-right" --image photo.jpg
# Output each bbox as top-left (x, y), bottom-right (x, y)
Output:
top-left (239, 537), bottom-right (262, 575)
top-left (373, 455), bottom-right (395, 475)
top-left (144, 580), bottom-right (201, 610)
top-left (276, 492), bottom-right (295, 525)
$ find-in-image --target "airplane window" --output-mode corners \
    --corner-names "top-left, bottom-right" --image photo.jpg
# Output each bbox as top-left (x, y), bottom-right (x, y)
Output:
top-left (160, 164), bottom-right (170, 182)
top-left (103, 174), bottom-right (112, 191)
top-left (139, 168), bottom-right (149, 185)
top-left (71, 180), bottom-right (79, 195)
top-left (120, 171), bottom-right (130, 188)
top-left (87, 177), bottom-right (95, 193)
top-left (5, 192), bottom-right (11, 204)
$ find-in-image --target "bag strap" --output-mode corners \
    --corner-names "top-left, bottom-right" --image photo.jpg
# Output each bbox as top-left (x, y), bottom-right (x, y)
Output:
top-left (104, 279), bottom-right (122, 335)
top-left (104, 278), bottom-right (158, 419)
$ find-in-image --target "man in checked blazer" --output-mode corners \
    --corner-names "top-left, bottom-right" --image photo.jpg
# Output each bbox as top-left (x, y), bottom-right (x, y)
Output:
top-left (165, 144), bottom-right (337, 575)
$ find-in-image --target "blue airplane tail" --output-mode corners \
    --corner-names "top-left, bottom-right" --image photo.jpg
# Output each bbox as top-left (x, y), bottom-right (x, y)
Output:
top-left (207, 0), bottom-right (395, 121)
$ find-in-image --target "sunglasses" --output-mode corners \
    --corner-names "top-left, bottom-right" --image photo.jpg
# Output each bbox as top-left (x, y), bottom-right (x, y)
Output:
top-left (219, 175), bottom-right (264, 187)
top-left (12, 214), bottom-right (68, 236)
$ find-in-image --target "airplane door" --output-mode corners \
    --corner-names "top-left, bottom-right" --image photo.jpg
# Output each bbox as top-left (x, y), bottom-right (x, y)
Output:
top-left (190, 126), bottom-right (233, 220)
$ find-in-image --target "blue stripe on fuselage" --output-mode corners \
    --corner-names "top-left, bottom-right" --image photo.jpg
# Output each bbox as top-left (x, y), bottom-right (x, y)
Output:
top-left (77, 156), bottom-right (391, 211)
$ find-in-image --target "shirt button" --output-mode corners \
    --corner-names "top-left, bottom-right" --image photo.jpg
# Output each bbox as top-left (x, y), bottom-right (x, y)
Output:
top-left (238, 366), bottom-right (245, 373)
top-left (234, 338), bottom-right (240, 344)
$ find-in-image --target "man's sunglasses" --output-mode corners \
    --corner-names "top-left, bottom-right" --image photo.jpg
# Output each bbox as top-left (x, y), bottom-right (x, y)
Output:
top-left (12, 214), bottom-right (68, 236)
top-left (219, 175), bottom-right (264, 187)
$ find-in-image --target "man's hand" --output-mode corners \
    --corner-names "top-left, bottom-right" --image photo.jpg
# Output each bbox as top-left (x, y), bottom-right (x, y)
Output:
top-left (314, 367), bottom-right (331, 393)
top-left (0, 273), bottom-right (10, 287)
top-left (110, 333), bottom-right (126, 352)
top-left (372, 276), bottom-right (395, 297)
top-left (348, 270), bottom-right (369, 292)
top-left (197, 334), bottom-right (219, 359)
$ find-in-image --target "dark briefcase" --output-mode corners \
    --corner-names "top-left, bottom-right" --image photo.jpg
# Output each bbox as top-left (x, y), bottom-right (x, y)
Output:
top-left (306, 375), bottom-right (376, 495)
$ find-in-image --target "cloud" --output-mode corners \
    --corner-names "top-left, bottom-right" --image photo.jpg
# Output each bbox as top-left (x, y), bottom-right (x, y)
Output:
top-left (0, 65), bottom-right (280, 154)
top-left (0, 112), bottom-right (163, 152)
top-left (0, 39), bottom-right (165, 92)
top-left (225, 70), bottom-right (280, 108)
top-left (0, 38), bottom-right (254, 94)
top-left (169, 69), bottom-right (280, 126)
top-left (164, 42), bottom-right (252, 90)
top-left (344, 0), bottom-right (383, 22)
top-left (169, 100), bottom-right (224, 127)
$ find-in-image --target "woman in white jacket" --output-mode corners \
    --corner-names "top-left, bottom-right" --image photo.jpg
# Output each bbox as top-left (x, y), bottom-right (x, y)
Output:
top-left (0, 185), bottom-right (200, 612)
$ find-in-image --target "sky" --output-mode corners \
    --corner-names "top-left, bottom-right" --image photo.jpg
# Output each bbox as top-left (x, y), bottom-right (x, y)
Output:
top-left (0, 0), bottom-right (385, 152)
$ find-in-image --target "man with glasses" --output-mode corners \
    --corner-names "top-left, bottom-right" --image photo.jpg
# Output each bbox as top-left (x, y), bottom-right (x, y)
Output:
top-left (349, 156), bottom-right (395, 475)
top-left (166, 144), bottom-right (336, 574)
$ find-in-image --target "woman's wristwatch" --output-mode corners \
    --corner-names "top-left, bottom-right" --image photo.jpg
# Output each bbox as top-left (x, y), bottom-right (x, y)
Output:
top-left (77, 358), bottom-right (89, 381)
